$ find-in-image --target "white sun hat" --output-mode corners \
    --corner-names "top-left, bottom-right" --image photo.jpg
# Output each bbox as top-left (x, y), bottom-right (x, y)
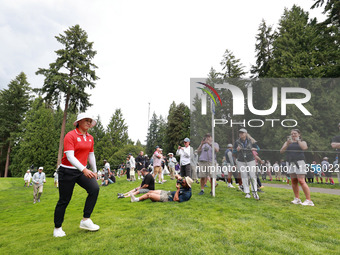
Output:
top-left (73, 113), bottom-right (97, 128)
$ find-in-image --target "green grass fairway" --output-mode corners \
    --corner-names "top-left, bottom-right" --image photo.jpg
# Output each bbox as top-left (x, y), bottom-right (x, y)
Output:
top-left (0, 177), bottom-right (339, 255)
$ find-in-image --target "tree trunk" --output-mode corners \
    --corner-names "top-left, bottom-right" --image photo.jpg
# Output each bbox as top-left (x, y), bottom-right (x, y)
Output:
top-left (4, 144), bottom-right (11, 178)
top-left (57, 92), bottom-right (70, 166)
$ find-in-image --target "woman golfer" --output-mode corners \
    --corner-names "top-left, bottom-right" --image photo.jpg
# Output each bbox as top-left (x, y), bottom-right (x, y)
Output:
top-left (53, 113), bottom-right (100, 237)
top-left (280, 129), bottom-right (314, 206)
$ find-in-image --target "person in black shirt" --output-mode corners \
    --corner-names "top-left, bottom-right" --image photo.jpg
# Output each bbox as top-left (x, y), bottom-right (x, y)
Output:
top-left (280, 129), bottom-right (314, 206)
top-left (135, 151), bottom-right (146, 180)
top-left (130, 175), bottom-right (193, 203)
top-left (117, 168), bottom-right (154, 198)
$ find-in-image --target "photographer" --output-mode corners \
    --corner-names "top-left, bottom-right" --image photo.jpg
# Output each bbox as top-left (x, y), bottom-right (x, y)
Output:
top-left (130, 175), bottom-right (193, 203)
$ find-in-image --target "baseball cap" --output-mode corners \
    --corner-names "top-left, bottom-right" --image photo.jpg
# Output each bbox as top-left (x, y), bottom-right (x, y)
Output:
top-left (184, 138), bottom-right (190, 142)
top-left (38, 167), bottom-right (43, 170)
top-left (227, 144), bottom-right (233, 148)
top-left (239, 128), bottom-right (247, 133)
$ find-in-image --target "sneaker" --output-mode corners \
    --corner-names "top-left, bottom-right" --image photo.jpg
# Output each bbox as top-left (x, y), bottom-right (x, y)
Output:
top-left (33, 200), bottom-right (36, 204)
top-left (238, 185), bottom-right (244, 192)
top-left (227, 183), bottom-right (235, 188)
top-left (158, 181), bottom-right (162, 184)
top-left (37, 199), bottom-right (40, 203)
top-left (195, 180), bottom-right (200, 184)
top-left (79, 219), bottom-right (100, 231)
top-left (204, 184), bottom-right (208, 188)
top-left (253, 192), bottom-right (260, 200)
top-left (117, 194), bottom-right (125, 199)
top-left (198, 190), bottom-right (204, 195)
top-left (245, 193), bottom-right (251, 198)
top-left (117, 193), bottom-right (123, 196)
top-left (53, 227), bottom-right (66, 237)
top-left (301, 200), bottom-right (314, 206)
top-left (291, 198), bottom-right (302, 205)
top-left (130, 192), bottom-right (139, 203)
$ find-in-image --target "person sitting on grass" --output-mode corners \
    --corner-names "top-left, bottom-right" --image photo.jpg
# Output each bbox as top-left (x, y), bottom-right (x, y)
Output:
top-left (130, 175), bottom-right (193, 203)
top-left (118, 168), bottom-right (155, 198)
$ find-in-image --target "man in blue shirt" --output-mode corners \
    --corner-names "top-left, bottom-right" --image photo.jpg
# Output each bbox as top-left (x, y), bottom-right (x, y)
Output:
top-left (130, 175), bottom-right (193, 203)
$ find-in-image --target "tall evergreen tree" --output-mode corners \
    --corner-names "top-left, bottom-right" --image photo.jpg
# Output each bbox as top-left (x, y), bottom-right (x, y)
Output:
top-left (10, 98), bottom-right (58, 176)
top-left (219, 49), bottom-right (246, 79)
top-left (106, 109), bottom-right (129, 148)
top-left (251, 20), bottom-right (274, 77)
top-left (146, 113), bottom-right (160, 155)
top-left (268, 5), bottom-right (322, 77)
top-left (165, 102), bottom-right (190, 154)
top-left (311, 0), bottom-right (340, 26)
top-left (0, 72), bottom-right (31, 177)
top-left (36, 25), bottom-right (99, 166)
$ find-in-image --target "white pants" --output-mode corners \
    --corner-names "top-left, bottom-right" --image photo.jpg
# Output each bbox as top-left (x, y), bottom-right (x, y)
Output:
top-left (237, 160), bottom-right (257, 193)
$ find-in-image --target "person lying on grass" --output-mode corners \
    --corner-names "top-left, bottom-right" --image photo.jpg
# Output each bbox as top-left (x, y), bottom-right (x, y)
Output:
top-left (117, 168), bottom-right (155, 198)
top-left (130, 175), bottom-right (193, 203)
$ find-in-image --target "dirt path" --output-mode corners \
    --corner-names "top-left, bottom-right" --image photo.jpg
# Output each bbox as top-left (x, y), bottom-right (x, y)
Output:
top-left (263, 183), bottom-right (340, 195)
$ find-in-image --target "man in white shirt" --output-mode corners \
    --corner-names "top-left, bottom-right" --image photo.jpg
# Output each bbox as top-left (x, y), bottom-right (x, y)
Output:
top-left (176, 138), bottom-right (191, 177)
top-left (32, 167), bottom-right (46, 204)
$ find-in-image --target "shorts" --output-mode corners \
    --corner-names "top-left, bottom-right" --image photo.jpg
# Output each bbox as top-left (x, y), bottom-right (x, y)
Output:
top-left (104, 172), bottom-right (109, 180)
top-left (288, 161), bottom-right (307, 175)
top-left (153, 166), bottom-right (162, 175)
top-left (130, 168), bottom-right (135, 176)
top-left (159, 190), bottom-right (171, 202)
top-left (197, 161), bottom-right (216, 178)
top-left (324, 171), bottom-right (332, 177)
top-left (224, 163), bottom-right (237, 173)
top-left (139, 189), bottom-right (150, 194)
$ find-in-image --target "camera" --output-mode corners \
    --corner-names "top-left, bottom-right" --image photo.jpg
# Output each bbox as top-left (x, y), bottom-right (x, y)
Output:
top-left (177, 179), bottom-right (184, 185)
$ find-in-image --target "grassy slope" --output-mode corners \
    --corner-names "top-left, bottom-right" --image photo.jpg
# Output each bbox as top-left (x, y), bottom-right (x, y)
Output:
top-left (0, 177), bottom-right (339, 255)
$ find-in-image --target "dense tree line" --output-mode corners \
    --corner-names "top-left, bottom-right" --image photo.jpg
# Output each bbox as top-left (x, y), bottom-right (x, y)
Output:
top-left (1, 3), bottom-right (339, 176)
top-left (0, 25), bottom-right (143, 177)
top-left (145, 102), bottom-right (190, 156)
top-left (191, 3), bottom-right (340, 164)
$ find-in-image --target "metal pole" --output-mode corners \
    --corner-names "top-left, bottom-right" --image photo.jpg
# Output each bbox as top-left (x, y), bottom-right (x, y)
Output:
top-left (211, 99), bottom-right (215, 197)
top-left (147, 102), bottom-right (150, 129)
